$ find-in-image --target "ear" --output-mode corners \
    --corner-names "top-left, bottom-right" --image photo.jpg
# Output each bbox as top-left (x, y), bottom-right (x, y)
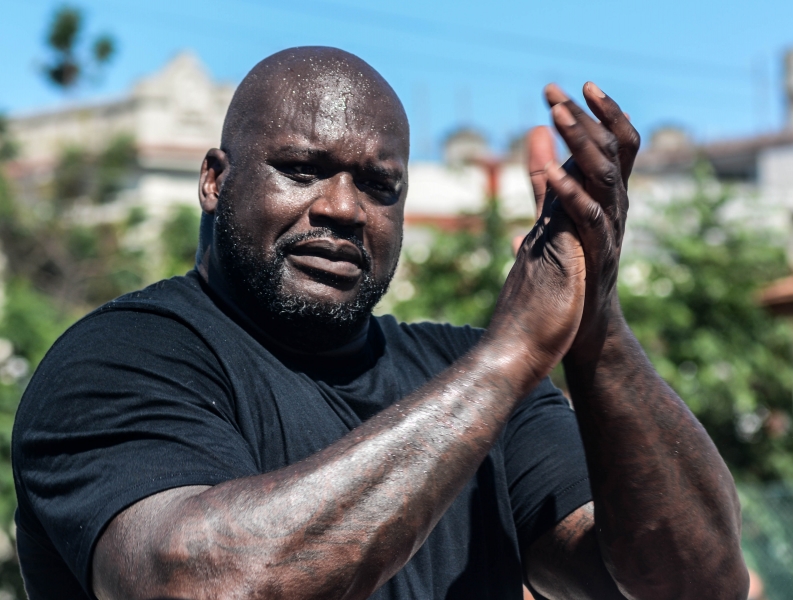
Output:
top-left (199, 148), bottom-right (230, 214)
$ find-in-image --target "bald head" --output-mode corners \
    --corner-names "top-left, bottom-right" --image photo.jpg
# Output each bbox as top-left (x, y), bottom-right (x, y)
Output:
top-left (220, 46), bottom-right (409, 163)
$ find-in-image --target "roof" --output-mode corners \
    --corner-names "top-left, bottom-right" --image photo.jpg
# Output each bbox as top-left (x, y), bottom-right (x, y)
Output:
top-left (634, 129), bottom-right (793, 179)
top-left (758, 275), bottom-right (793, 316)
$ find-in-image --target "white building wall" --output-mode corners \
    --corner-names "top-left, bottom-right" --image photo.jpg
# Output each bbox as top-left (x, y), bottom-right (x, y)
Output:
top-left (759, 145), bottom-right (793, 211)
top-left (405, 163), bottom-right (534, 220)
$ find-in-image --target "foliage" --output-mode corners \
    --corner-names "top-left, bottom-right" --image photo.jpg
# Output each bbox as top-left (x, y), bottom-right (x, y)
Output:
top-left (739, 482), bottom-right (793, 600)
top-left (0, 118), bottom-right (17, 163)
top-left (42, 5), bottom-right (115, 90)
top-left (387, 198), bottom-right (514, 328)
top-left (1, 135), bottom-right (147, 309)
top-left (619, 168), bottom-right (793, 482)
top-left (161, 204), bottom-right (202, 278)
top-left (0, 122), bottom-right (201, 594)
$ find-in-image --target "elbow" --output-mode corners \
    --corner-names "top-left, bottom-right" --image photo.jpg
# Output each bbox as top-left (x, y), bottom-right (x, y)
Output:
top-left (154, 520), bottom-right (381, 600)
top-left (143, 516), bottom-right (267, 599)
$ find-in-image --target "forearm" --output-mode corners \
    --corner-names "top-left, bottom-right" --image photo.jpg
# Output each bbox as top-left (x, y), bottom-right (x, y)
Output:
top-left (98, 340), bottom-right (536, 600)
top-left (564, 315), bottom-right (747, 599)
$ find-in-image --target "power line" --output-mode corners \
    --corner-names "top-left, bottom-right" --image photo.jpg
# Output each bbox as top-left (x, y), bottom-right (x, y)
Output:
top-left (253, 0), bottom-right (752, 82)
top-left (65, 0), bottom-right (751, 96)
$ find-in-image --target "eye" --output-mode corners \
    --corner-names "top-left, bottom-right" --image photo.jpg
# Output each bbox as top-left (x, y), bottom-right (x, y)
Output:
top-left (363, 180), bottom-right (390, 192)
top-left (290, 164), bottom-right (320, 176)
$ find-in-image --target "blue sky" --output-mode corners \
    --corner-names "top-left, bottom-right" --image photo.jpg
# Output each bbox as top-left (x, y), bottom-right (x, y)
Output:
top-left (2, 0), bottom-right (793, 160)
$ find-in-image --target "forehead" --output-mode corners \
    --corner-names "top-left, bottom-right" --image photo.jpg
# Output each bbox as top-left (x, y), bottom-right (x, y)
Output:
top-left (246, 67), bottom-right (408, 164)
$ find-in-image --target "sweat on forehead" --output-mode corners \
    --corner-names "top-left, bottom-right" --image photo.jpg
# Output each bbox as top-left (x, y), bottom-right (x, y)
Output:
top-left (221, 47), bottom-right (409, 156)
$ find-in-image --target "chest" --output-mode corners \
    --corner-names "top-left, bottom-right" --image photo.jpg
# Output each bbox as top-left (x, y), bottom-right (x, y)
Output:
top-left (215, 337), bottom-right (523, 599)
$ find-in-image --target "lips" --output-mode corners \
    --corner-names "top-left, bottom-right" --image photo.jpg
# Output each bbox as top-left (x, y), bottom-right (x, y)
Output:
top-left (286, 238), bottom-right (365, 280)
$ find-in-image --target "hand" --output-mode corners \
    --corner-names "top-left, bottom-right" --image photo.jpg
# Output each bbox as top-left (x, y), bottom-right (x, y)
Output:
top-left (487, 172), bottom-right (586, 393)
top-left (528, 82), bottom-right (640, 365)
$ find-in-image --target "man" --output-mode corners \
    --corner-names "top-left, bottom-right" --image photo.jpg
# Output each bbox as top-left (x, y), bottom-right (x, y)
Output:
top-left (13, 47), bottom-right (748, 599)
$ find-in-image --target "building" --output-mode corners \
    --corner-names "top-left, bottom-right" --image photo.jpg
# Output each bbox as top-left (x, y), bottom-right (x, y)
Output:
top-left (629, 49), bottom-right (793, 233)
top-left (7, 53), bottom-right (535, 232)
top-left (11, 48), bottom-right (792, 267)
top-left (8, 52), bottom-right (234, 222)
top-left (622, 49), bottom-right (793, 313)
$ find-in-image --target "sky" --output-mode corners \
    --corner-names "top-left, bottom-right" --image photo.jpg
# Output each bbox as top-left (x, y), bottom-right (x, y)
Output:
top-left (2, 0), bottom-right (793, 160)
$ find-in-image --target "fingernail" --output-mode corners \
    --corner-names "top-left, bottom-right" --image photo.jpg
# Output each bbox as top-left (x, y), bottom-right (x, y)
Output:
top-left (587, 82), bottom-right (606, 98)
top-left (552, 104), bottom-right (576, 127)
top-left (544, 83), bottom-right (569, 103)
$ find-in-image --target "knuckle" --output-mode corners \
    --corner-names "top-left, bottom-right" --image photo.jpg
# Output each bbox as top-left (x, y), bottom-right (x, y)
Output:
top-left (625, 129), bottom-right (641, 152)
top-left (596, 164), bottom-right (620, 188)
top-left (602, 134), bottom-right (619, 158)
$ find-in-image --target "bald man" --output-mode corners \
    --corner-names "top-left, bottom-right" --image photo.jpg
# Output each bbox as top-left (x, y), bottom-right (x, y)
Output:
top-left (13, 47), bottom-right (747, 600)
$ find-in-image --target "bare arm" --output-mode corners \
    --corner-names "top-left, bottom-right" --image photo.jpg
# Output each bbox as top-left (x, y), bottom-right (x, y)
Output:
top-left (92, 190), bottom-right (586, 599)
top-left (523, 83), bottom-right (748, 600)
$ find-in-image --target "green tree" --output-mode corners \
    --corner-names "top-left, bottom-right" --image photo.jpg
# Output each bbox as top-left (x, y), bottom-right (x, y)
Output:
top-left (619, 168), bottom-right (793, 483)
top-left (1, 135), bottom-right (146, 309)
top-left (160, 204), bottom-right (202, 278)
top-left (42, 5), bottom-right (115, 90)
top-left (388, 167), bottom-right (793, 483)
top-left (387, 197), bottom-right (515, 328)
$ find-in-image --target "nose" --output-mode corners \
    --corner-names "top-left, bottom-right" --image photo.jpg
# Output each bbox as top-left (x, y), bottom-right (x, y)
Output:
top-left (308, 172), bottom-right (367, 230)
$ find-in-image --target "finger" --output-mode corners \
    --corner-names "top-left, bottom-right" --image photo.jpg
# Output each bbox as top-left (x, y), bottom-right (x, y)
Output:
top-left (544, 84), bottom-right (623, 184)
top-left (545, 160), bottom-right (608, 271)
top-left (527, 126), bottom-right (556, 221)
top-left (582, 82), bottom-right (641, 181)
top-left (552, 100), bottom-right (621, 171)
top-left (544, 83), bottom-right (569, 107)
top-left (551, 103), bottom-right (620, 204)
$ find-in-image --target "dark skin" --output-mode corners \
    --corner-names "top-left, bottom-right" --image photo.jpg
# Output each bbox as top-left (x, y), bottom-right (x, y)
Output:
top-left (92, 47), bottom-right (748, 600)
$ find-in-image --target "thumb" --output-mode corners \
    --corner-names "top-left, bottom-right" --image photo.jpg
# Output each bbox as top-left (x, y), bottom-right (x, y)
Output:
top-left (527, 126), bottom-right (556, 222)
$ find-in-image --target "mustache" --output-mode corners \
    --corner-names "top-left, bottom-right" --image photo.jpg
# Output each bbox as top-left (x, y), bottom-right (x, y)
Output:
top-left (276, 228), bottom-right (372, 272)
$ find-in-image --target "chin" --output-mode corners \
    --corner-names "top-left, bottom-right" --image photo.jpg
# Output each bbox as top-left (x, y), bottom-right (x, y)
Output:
top-left (283, 271), bottom-right (362, 301)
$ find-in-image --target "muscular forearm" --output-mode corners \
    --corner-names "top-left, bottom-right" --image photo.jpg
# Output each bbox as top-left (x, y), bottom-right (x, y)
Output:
top-left (95, 339), bottom-right (538, 600)
top-left (564, 315), bottom-right (747, 600)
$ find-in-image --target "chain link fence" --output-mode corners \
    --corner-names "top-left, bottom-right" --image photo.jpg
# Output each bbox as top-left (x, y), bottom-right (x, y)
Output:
top-left (740, 482), bottom-right (793, 599)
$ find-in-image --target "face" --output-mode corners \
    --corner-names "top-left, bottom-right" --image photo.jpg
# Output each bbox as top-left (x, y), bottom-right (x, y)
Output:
top-left (209, 68), bottom-right (409, 348)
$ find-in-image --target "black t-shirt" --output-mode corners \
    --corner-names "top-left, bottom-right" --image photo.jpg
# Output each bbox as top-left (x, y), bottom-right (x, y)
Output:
top-left (12, 272), bottom-right (591, 599)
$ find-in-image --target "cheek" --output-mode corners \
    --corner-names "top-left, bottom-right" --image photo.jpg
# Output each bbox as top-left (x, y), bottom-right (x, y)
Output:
top-left (367, 209), bottom-right (404, 275)
top-left (236, 172), bottom-right (313, 243)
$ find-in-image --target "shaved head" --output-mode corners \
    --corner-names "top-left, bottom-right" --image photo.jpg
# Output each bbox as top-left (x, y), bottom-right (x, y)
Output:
top-left (198, 47), bottom-right (410, 352)
top-left (220, 46), bottom-right (409, 167)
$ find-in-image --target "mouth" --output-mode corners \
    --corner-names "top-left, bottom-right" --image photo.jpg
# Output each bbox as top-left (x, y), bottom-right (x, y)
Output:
top-left (286, 238), bottom-right (365, 281)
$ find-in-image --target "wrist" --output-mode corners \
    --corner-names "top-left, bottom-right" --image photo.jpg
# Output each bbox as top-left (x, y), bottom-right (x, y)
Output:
top-left (564, 296), bottom-right (628, 370)
top-left (477, 330), bottom-right (560, 398)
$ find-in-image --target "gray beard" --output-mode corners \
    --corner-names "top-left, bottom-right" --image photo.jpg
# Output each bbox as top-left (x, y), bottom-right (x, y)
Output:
top-left (214, 196), bottom-right (397, 353)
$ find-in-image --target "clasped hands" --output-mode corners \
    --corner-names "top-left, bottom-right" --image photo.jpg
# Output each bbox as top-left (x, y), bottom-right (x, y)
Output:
top-left (488, 83), bottom-right (640, 382)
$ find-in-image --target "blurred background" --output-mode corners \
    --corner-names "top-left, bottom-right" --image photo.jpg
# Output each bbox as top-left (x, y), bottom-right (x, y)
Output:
top-left (2, 1), bottom-right (793, 597)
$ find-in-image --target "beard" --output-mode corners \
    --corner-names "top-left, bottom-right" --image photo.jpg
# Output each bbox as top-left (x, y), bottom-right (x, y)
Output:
top-left (214, 194), bottom-right (398, 353)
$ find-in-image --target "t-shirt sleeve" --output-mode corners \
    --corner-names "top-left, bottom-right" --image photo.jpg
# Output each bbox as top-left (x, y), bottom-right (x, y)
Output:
top-left (503, 377), bottom-right (592, 553)
top-left (12, 309), bottom-right (261, 594)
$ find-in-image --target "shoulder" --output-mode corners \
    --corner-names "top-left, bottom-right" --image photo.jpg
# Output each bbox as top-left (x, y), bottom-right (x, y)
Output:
top-left (99, 271), bottom-right (212, 322)
top-left (14, 276), bottom-right (231, 433)
top-left (32, 274), bottom-right (215, 371)
top-left (34, 272), bottom-right (223, 368)
top-left (374, 315), bottom-right (484, 362)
